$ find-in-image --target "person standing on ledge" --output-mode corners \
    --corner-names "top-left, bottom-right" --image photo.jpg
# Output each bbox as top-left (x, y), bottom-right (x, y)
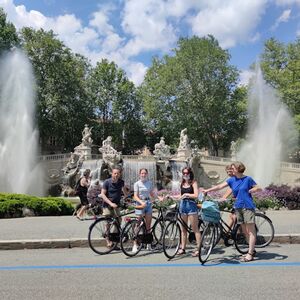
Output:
top-left (203, 161), bottom-right (261, 262)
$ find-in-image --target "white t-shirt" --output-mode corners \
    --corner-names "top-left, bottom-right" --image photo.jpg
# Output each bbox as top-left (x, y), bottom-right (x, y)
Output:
top-left (134, 180), bottom-right (153, 200)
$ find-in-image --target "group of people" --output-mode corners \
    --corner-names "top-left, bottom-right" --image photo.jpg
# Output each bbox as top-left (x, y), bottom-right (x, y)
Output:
top-left (75, 161), bottom-right (261, 262)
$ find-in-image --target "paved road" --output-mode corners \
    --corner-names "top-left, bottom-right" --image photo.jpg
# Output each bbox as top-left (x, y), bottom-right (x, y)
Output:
top-left (0, 209), bottom-right (299, 249)
top-left (0, 244), bottom-right (299, 299)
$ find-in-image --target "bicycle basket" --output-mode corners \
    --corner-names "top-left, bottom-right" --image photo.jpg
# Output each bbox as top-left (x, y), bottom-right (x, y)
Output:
top-left (200, 200), bottom-right (220, 223)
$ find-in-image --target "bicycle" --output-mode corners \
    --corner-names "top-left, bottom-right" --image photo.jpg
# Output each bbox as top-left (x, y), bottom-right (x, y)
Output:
top-left (88, 198), bottom-right (134, 255)
top-left (120, 200), bottom-right (176, 257)
top-left (198, 200), bottom-right (275, 264)
top-left (161, 202), bottom-right (205, 259)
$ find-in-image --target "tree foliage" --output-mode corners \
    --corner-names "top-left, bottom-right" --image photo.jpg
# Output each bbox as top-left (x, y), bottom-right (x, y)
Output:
top-left (20, 28), bottom-right (92, 151)
top-left (0, 8), bottom-right (19, 53)
top-left (139, 36), bottom-right (247, 154)
top-left (86, 59), bottom-right (145, 153)
top-left (261, 37), bottom-right (300, 115)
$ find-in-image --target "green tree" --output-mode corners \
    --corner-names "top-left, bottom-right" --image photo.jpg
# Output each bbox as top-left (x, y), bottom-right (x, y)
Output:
top-left (20, 28), bottom-right (92, 152)
top-left (0, 8), bottom-right (19, 53)
top-left (260, 37), bottom-right (300, 115)
top-left (139, 36), bottom-right (246, 155)
top-left (87, 59), bottom-right (145, 153)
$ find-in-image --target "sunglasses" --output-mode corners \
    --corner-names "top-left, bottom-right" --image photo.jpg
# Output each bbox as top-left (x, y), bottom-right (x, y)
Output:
top-left (183, 172), bottom-right (189, 175)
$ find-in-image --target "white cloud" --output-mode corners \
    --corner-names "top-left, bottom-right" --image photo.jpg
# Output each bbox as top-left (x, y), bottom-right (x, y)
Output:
top-left (188, 0), bottom-right (268, 48)
top-left (89, 10), bottom-right (114, 35)
top-left (0, 0), bottom-right (277, 85)
top-left (121, 0), bottom-right (178, 56)
top-left (239, 69), bottom-right (255, 86)
top-left (271, 9), bottom-right (291, 30)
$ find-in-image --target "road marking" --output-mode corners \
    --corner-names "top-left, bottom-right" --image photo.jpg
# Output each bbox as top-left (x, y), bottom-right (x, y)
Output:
top-left (0, 261), bottom-right (300, 270)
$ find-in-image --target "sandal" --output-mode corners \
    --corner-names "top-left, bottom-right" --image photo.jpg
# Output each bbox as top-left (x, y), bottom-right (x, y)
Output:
top-left (192, 250), bottom-right (199, 257)
top-left (242, 250), bottom-right (256, 257)
top-left (177, 248), bottom-right (186, 255)
top-left (240, 252), bottom-right (254, 262)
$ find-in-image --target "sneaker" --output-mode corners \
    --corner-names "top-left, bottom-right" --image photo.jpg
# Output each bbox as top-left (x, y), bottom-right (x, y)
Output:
top-left (132, 245), bottom-right (138, 253)
top-left (146, 244), bottom-right (153, 251)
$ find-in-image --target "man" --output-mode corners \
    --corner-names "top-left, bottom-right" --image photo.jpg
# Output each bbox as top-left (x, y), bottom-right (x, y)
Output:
top-left (100, 167), bottom-right (129, 248)
top-left (223, 165), bottom-right (236, 230)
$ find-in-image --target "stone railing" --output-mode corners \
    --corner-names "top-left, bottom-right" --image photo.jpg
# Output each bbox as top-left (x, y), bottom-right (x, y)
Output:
top-left (39, 153), bottom-right (71, 161)
top-left (200, 155), bottom-right (232, 163)
top-left (280, 162), bottom-right (300, 169)
top-left (123, 155), bottom-right (156, 161)
top-left (38, 152), bottom-right (300, 170)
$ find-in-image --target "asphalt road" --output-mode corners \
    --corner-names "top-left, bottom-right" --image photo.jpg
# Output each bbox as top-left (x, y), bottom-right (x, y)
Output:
top-left (0, 244), bottom-right (299, 300)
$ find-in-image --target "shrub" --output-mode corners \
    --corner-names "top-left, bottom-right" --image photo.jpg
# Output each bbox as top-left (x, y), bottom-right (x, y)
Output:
top-left (266, 184), bottom-right (300, 210)
top-left (0, 193), bottom-right (74, 218)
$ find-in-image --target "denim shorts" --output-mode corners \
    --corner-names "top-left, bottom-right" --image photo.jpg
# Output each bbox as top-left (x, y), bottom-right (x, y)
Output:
top-left (179, 199), bottom-right (198, 215)
top-left (135, 200), bottom-right (152, 216)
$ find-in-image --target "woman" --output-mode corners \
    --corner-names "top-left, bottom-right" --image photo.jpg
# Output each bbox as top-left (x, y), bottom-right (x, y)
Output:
top-left (132, 168), bottom-right (156, 252)
top-left (176, 167), bottom-right (201, 256)
top-left (203, 161), bottom-right (261, 262)
top-left (76, 169), bottom-right (91, 219)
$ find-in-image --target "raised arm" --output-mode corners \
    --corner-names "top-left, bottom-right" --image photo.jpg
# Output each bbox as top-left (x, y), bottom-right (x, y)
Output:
top-left (203, 181), bottom-right (228, 194)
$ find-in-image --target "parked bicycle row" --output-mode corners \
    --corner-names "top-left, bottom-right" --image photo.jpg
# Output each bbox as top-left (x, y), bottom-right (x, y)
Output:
top-left (75, 162), bottom-right (275, 264)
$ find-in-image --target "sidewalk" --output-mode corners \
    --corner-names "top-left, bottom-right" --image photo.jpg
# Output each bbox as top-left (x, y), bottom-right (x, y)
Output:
top-left (0, 210), bottom-right (299, 250)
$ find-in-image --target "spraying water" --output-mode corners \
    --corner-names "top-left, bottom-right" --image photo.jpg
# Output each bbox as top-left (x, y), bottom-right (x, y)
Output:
top-left (237, 66), bottom-right (297, 187)
top-left (0, 49), bottom-right (44, 195)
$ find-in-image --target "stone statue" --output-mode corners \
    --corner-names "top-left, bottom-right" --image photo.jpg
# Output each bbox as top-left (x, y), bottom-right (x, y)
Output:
top-left (81, 124), bottom-right (93, 147)
top-left (99, 136), bottom-right (121, 168)
top-left (175, 128), bottom-right (192, 160)
top-left (62, 152), bottom-right (81, 186)
top-left (178, 128), bottom-right (189, 150)
top-left (153, 137), bottom-right (171, 160)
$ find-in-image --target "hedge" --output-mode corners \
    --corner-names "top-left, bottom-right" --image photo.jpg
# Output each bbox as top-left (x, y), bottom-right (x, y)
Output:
top-left (0, 193), bottom-right (74, 218)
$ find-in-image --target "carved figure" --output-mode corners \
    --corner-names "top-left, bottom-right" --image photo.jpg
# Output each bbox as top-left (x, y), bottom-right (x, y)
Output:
top-left (178, 128), bottom-right (189, 150)
top-left (99, 136), bottom-right (121, 168)
top-left (153, 137), bottom-right (171, 160)
top-left (81, 124), bottom-right (93, 147)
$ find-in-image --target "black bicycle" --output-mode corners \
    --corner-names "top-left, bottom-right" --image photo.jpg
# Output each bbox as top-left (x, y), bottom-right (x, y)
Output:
top-left (162, 203), bottom-right (205, 259)
top-left (120, 200), bottom-right (175, 257)
top-left (88, 199), bottom-right (133, 255)
top-left (198, 206), bottom-right (275, 264)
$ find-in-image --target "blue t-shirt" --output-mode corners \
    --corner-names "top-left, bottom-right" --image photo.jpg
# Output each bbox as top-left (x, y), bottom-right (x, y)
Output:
top-left (226, 176), bottom-right (257, 209)
top-left (102, 178), bottom-right (124, 207)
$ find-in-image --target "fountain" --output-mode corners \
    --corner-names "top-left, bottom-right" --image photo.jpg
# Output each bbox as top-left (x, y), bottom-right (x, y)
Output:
top-left (237, 66), bottom-right (297, 187)
top-left (0, 49), bottom-right (44, 195)
top-left (60, 126), bottom-right (196, 194)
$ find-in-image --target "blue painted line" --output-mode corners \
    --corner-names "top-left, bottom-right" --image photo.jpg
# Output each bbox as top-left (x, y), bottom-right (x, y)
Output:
top-left (0, 261), bottom-right (300, 271)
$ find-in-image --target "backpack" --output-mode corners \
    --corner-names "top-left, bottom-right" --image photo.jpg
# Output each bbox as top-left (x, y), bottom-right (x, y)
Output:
top-left (200, 200), bottom-right (220, 223)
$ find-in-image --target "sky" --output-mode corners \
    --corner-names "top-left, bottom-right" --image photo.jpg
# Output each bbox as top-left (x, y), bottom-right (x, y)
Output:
top-left (1, 0), bottom-right (300, 85)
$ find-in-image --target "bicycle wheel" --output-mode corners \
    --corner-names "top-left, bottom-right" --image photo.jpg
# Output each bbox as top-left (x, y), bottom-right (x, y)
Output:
top-left (233, 224), bottom-right (248, 254)
top-left (88, 218), bottom-right (118, 255)
top-left (152, 217), bottom-right (164, 246)
top-left (162, 221), bottom-right (181, 259)
top-left (254, 212), bottom-right (274, 248)
top-left (198, 223), bottom-right (216, 264)
top-left (120, 219), bottom-right (144, 257)
top-left (234, 212), bottom-right (275, 254)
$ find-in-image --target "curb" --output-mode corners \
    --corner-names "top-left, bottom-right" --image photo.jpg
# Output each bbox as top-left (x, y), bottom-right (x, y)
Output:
top-left (0, 234), bottom-right (300, 250)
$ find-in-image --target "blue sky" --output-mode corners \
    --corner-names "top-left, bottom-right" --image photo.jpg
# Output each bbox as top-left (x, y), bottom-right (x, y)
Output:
top-left (1, 0), bottom-right (300, 85)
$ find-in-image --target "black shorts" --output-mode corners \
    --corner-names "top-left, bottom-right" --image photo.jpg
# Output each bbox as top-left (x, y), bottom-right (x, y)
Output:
top-left (79, 194), bottom-right (89, 206)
